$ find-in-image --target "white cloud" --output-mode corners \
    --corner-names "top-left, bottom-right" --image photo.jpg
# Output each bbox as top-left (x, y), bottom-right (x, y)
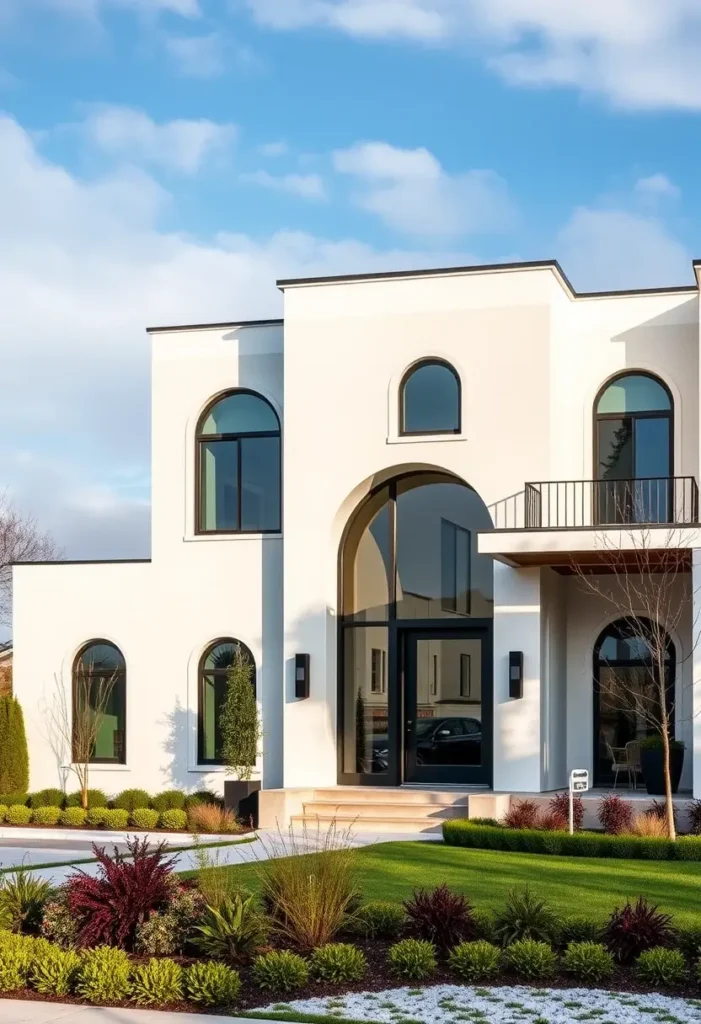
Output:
top-left (635, 174), bottom-right (680, 201)
top-left (259, 141), bottom-right (289, 157)
top-left (1, 0), bottom-right (200, 20)
top-left (164, 33), bottom-right (226, 77)
top-left (83, 106), bottom-right (237, 174)
top-left (333, 140), bottom-right (515, 237)
top-left (241, 169), bottom-right (327, 200)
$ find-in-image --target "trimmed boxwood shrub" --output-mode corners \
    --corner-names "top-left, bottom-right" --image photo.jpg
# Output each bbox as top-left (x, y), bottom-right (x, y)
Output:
top-left (184, 789), bottom-right (222, 810)
top-left (75, 946), bottom-right (132, 1002)
top-left (60, 807), bottom-right (87, 828)
top-left (65, 789), bottom-right (109, 809)
top-left (32, 806), bottom-right (61, 826)
top-left (351, 900), bottom-right (405, 939)
top-left (159, 809), bottom-right (188, 831)
top-left (151, 790), bottom-right (186, 812)
top-left (28, 788), bottom-right (65, 809)
top-left (310, 943), bottom-right (367, 983)
top-left (635, 947), bottom-right (687, 986)
top-left (388, 939), bottom-right (437, 980)
top-left (253, 950), bottom-right (310, 992)
top-left (442, 819), bottom-right (701, 861)
top-left (131, 808), bottom-right (160, 830)
top-left (131, 957), bottom-right (184, 1005)
top-left (103, 808), bottom-right (129, 830)
top-left (0, 792), bottom-right (28, 808)
top-left (30, 944), bottom-right (80, 996)
top-left (0, 804), bottom-right (7, 823)
top-left (86, 807), bottom-right (110, 828)
top-left (503, 938), bottom-right (557, 980)
top-left (448, 940), bottom-right (502, 981)
top-left (113, 788), bottom-right (151, 812)
top-left (6, 804), bottom-right (32, 825)
top-left (186, 961), bottom-right (241, 1006)
top-left (562, 941), bottom-right (614, 983)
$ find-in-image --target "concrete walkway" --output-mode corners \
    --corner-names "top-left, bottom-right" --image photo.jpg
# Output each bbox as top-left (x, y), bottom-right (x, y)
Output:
top-left (1, 1000), bottom-right (275, 1024)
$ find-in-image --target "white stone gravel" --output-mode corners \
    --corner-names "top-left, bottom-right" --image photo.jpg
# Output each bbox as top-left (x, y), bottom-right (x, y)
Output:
top-left (255, 983), bottom-right (701, 1023)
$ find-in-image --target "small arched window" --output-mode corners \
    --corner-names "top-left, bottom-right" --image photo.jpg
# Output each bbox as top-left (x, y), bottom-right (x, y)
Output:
top-left (196, 390), bottom-right (281, 534)
top-left (400, 360), bottom-right (461, 436)
top-left (73, 641), bottom-right (126, 764)
top-left (198, 638), bottom-right (256, 765)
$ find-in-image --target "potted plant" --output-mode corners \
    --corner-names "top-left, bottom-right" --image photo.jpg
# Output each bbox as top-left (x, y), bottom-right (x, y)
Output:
top-left (640, 735), bottom-right (685, 796)
top-left (221, 648), bottom-right (262, 826)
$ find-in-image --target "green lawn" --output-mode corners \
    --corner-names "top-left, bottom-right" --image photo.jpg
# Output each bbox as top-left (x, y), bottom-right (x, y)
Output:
top-left (192, 840), bottom-right (701, 926)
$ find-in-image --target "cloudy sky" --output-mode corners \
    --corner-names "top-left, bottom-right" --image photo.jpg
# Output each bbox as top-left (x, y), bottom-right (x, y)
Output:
top-left (0, 0), bottom-right (700, 566)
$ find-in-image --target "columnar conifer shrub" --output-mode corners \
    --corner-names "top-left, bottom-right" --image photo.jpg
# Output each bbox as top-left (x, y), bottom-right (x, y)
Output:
top-left (448, 940), bottom-right (502, 981)
top-left (310, 943), bottom-right (367, 983)
top-left (253, 950), bottom-right (310, 991)
top-left (404, 883), bottom-right (475, 951)
top-left (0, 697), bottom-right (29, 795)
top-left (603, 897), bottom-right (675, 964)
top-left (387, 939), bottom-right (437, 980)
top-left (186, 961), bottom-right (241, 1006)
top-left (503, 938), bottom-right (557, 979)
top-left (131, 957), bottom-right (184, 1005)
top-left (562, 941), bottom-right (615, 982)
top-left (75, 945), bottom-right (132, 1002)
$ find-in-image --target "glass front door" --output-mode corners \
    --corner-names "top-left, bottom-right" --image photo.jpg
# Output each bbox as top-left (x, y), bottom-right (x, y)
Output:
top-left (404, 629), bottom-right (492, 786)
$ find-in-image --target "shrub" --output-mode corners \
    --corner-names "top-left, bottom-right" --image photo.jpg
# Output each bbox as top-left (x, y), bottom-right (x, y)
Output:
top-left (75, 945), bottom-right (132, 1002)
top-left (635, 946), bottom-right (687, 986)
top-left (503, 799), bottom-right (540, 829)
top-left (0, 869), bottom-right (53, 933)
top-left (538, 809), bottom-right (567, 832)
top-left (135, 885), bottom-right (206, 956)
top-left (184, 789), bottom-right (222, 810)
top-left (112, 788), bottom-right (151, 811)
top-left (195, 894), bottom-right (268, 962)
top-left (103, 808), bottom-right (129, 830)
top-left (66, 790), bottom-right (109, 809)
top-left (187, 961), bottom-right (241, 1006)
top-left (603, 897), bottom-right (675, 964)
top-left (0, 697), bottom-right (29, 796)
top-left (159, 808), bottom-right (188, 831)
top-left (686, 799), bottom-right (701, 836)
top-left (494, 887), bottom-right (558, 947)
top-left (448, 940), bottom-right (501, 981)
top-left (404, 883), bottom-right (475, 951)
top-left (253, 949), bottom-right (309, 992)
top-left (562, 941), bottom-right (614, 983)
top-left (503, 938), bottom-right (557, 979)
top-left (131, 957), bottom-right (184, 1006)
top-left (6, 804), bottom-right (31, 825)
top-left (472, 908), bottom-right (497, 943)
top-left (220, 647), bottom-right (261, 783)
top-left (150, 790), bottom-right (186, 812)
top-left (0, 804), bottom-right (6, 823)
top-left (632, 812), bottom-right (668, 838)
top-left (66, 837), bottom-right (176, 950)
top-left (678, 924), bottom-right (701, 960)
top-left (0, 792), bottom-right (27, 808)
top-left (86, 807), bottom-right (109, 828)
top-left (131, 808), bottom-right (160, 830)
top-left (30, 944), bottom-right (80, 995)
top-left (41, 891), bottom-right (78, 948)
top-left (351, 900), bottom-right (405, 939)
top-left (187, 803), bottom-right (241, 834)
top-left (32, 805), bottom-right (61, 826)
top-left (549, 791), bottom-right (583, 830)
top-left (388, 938), bottom-right (437, 980)
top-left (598, 794), bottom-right (634, 835)
top-left (60, 807), bottom-right (87, 828)
top-left (556, 917), bottom-right (602, 948)
top-left (28, 788), bottom-right (65, 809)
top-left (310, 943), bottom-right (367, 983)
top-left (0, 932), bottom-right (33, 991)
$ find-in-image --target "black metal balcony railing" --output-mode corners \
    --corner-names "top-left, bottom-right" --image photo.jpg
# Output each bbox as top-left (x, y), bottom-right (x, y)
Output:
top-left (489, 477), bottom-right (699, 531)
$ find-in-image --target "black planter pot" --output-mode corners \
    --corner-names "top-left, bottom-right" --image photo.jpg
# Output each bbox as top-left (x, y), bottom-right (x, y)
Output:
top-left (640, 745), bottom-right (684, 796)
top-left (224, 780), bottom-right (261, 828)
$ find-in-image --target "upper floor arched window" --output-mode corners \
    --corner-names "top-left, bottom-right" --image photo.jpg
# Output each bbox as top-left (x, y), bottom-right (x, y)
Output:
top-left (73, 640), bottom-right (126, 764)
top-left (198, 638), bottom-right (256, 765)
top-left (196, 390), bottom-right (281, 534)
top-left (399, 360), bottom-right (461, 436)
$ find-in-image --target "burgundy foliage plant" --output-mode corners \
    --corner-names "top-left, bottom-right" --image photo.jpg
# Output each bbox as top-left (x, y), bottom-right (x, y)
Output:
top-left (66, 837), bottom-right (176, 950)
top-left (687, 799), bottom-right (701, 836)
top-left (647, 799), bottom-right (678, 829)
top-left (403, 883), bottom-right (476, 951)
top-left (503, 799), bottom-right (541, 830)
top-left (597, 794), bottom-right (634, 835)
top-left (603, 897), bottom-right (675, 964)
top-left (547, 792), bottom-right (583, 831)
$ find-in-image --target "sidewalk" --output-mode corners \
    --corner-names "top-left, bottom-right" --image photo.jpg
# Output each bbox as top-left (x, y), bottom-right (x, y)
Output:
top-left (1, 1000), bottom-right (277, 1024)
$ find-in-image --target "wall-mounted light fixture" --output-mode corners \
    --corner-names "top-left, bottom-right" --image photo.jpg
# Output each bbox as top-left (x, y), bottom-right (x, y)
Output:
top-left (509, 651), bottom-right (523, 699)
top-left (295, 654), bottom-right (310, 700)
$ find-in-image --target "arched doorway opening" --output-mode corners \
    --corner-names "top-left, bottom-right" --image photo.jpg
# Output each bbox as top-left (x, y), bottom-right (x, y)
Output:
top-left (593, 617), bottom-right (675, 785)
top-left (338, 470), bottom-right (494, 786)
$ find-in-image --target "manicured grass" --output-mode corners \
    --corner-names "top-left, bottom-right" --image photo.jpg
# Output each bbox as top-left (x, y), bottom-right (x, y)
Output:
top-left (188, 840), bottom-right (701, 926)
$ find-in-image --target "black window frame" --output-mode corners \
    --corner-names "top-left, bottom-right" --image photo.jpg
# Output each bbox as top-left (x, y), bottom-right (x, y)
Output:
top-left (593, 371), bottom-right (674, 480)
top-left (72, 639), bottom-right (126, 765)
top-left (399, 359), bottom-right (462, 437)
top-left (195, 388), bottom-right (281, 536)
top-left (197, 637), bottom-right (256, 766)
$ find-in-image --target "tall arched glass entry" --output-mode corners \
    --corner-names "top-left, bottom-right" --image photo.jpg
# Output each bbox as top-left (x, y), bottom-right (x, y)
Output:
top-left (339, 471), bottom-right (494, 786)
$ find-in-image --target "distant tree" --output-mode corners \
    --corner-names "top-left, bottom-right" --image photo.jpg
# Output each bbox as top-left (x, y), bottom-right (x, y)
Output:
top-left (0, 695), bottom-right (29, 794)
top-left (220, 648), bottom-right (261, 781)
top-left (0, 492), bottom-right (59, 625)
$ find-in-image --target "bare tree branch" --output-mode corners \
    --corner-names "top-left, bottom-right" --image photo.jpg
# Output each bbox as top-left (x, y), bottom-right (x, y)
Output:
top-left (0, 491), bottom-right (60, 626)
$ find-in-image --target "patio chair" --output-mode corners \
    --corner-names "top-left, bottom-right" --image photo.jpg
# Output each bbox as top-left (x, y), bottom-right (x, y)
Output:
top-left (606, 741), bottom-right (638, 789)
top-left (625, 739), bottom-right (643, 790)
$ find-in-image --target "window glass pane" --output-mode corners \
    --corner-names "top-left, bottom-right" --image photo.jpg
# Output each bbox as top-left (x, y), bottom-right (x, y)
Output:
top-left (635, 417), bottom-right (670, 477)
top-left (597, 375), bottom-right (670, 414)
top-left (200, 672), bottom-right (227, 762)
top-left (342, 627), bottom-right (389, 775)
top-left (93, 679), bottom-right (125, 761)
top-left (402, 363), bottom-right (460, 434)
top-left (201, 393), bottom-right (279, 435)
top-left (415, 638), bottom-right (482, 766)
top-left (74, 643), bottom-right (125, 764)
top-left (342, 487), bottom-right (391, 621)
top-left (78, 643), bottom-right (124, 673)
top-left (204, 642), bottom-right (235, 671)
top-left (201, 440), bottom-right (239, 531)
top-left (240, 436), bottom-right (281, 531)
top-left (597, 419), bottom-right (633, 480)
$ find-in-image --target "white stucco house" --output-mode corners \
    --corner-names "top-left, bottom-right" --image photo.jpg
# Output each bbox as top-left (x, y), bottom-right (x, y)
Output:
top-left (12, 259), bottom-right (701, 827)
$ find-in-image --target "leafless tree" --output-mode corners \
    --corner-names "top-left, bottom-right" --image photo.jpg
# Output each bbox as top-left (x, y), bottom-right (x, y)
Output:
top-left (0, 492), bottom-right (59, 625)
top-left (575, 518), bottom-right (700, 841)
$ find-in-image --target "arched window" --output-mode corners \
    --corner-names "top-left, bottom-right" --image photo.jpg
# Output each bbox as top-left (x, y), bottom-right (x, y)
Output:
top-left (399, 360), bottom-right (461, 436)
top-left (198, 638), bottom-right (256, 765)
top-left (594, 372), bottom-right (673, 523)
top-left (73, 641), bottom-right (126, 764)
top-left (593, 617), bottom-right (675, 785)
top-left (196, 390), bottom-right (281, 534)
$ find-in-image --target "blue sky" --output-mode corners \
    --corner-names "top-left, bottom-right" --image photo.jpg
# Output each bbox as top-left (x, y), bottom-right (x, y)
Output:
top-left (1, 0), bottom-right (701, 569)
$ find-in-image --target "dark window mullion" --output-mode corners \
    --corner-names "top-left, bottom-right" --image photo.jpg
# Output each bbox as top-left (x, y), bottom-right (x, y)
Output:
top-left (236, 437), bottom-right (242, 531)
top-left (389, 482), bottom-right (397, 620)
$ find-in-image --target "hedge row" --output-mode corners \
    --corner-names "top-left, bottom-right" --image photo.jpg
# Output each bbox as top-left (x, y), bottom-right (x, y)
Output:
top-left (442, 820), bottom-right (701, 861)
top-left (0, 804), bottom-right (189, 832)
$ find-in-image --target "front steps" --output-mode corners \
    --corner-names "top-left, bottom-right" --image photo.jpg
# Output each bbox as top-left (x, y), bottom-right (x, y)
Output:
top-left (289, 787), bottom-right (472, 834)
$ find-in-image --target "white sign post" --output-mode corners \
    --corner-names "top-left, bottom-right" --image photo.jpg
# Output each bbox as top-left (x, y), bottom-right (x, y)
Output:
top-left (569, 769), bottom-right (590, 834)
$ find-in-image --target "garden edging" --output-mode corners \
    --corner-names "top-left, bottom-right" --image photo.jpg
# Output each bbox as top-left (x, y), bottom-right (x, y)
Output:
top-left (0, 826), bottom-right (244, 843)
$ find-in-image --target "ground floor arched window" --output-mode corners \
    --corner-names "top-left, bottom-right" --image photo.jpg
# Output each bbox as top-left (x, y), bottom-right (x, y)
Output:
top-left (198, 638), bottom-right (255, 765)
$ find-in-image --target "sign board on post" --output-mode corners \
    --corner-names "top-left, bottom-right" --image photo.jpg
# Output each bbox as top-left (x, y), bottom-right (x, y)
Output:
top-left (569, 769), bottom-right (589, 834)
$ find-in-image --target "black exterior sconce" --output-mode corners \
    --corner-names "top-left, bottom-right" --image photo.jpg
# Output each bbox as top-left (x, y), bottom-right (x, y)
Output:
top-left (509, 651), bottom-right (523, 699)
top-left (295, 654), bottom-right (310, 700)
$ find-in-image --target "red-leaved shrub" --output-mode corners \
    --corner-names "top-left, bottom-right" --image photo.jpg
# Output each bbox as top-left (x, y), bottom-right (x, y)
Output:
top-left (66, 837), bottom-right (176, 950)
top-left (503, 799), bottom-right (541, 830)
top-left (403, 883), bottom-right (476, 951)
top-left (687, 799), bottom-right (701, 836)
top-left (603, 896), bottom-right (675, 964)
top-left (647, 799), bottom-right (678, 830)
top-left (597, 794), bottom-right (634, 835)
top-left (538, 809), bottom-right (567, 832)
top-left (548, 792), bottom-right (583, 831)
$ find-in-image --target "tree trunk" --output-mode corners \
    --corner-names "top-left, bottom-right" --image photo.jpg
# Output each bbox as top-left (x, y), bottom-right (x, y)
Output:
top-left (82, 766), bottom-right (88, 811)
top-left (661, 725), bottom-right (676, 841)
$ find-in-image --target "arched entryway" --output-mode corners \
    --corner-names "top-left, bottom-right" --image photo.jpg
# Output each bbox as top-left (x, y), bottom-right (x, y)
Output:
top-left (338, 470), bottom-right (494, 786)
top-left (593, 617), bottom-right (675, 785)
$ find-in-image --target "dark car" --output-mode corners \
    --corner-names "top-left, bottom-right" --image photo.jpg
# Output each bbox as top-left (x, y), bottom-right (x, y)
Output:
top-left (415, 716), bottom-right (482, 766)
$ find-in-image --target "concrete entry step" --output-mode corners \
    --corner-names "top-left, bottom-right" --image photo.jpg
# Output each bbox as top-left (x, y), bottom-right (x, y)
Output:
top-left (291, 813), bottom-right (445, 834)
top-left (310, 787), bottom-right (473, 806)
top-left (302, 800), bottom-right (469, 820)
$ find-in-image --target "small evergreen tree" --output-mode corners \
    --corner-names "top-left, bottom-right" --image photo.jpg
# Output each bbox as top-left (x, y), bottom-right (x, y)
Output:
top-left (220, 648), bottom-right (261, 781)
top-left (0, 695), bottom-right (29, 793)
